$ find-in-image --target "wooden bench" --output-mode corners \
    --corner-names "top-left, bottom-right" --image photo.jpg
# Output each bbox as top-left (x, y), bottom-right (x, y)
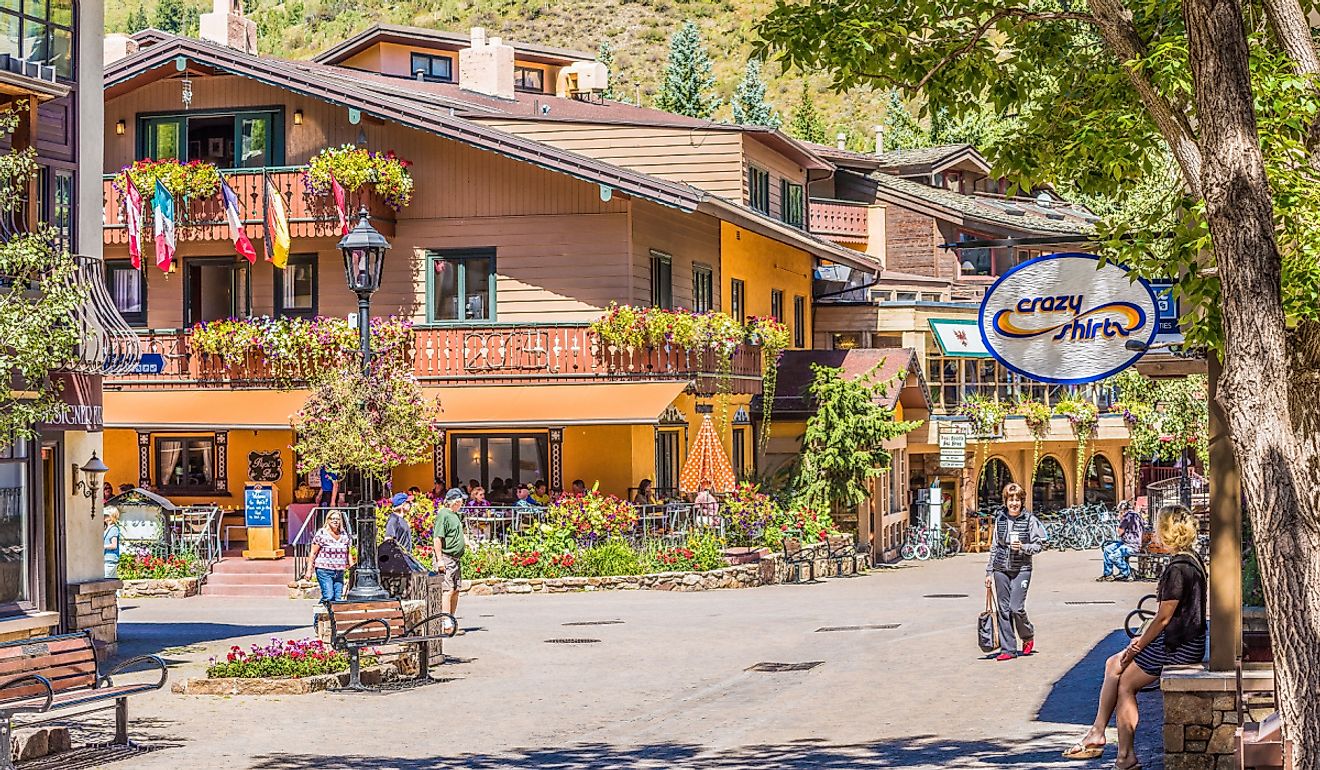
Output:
top-left (781, 536), bottom-right (815, 583)
top-left (0, 631), bottom-right (166, 769)
top-left (326, 599), bottom-right (456, 690)
top-left (824, 534), bottom-right (861, 576)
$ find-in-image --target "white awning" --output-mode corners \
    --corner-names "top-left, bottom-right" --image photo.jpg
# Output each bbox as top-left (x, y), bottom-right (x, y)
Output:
top-left (929, 318), bottom-right (989, 358)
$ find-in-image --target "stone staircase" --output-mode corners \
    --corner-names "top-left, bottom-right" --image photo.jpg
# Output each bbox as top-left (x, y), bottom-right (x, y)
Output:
top-left (200, 552), bottom-right (293, 598)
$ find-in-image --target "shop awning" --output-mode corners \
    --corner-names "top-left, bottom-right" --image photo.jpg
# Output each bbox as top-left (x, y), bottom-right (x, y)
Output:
top-left (929, 318), bottom-right (989, 358)
top-left (105, 381), bottom-right (689, 430)
top-left (425, 382), bottom-right (688, 428)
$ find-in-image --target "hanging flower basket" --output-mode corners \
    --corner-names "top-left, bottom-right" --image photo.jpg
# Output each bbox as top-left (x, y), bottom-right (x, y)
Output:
top-left (303, 145), bottom-right (414, 210)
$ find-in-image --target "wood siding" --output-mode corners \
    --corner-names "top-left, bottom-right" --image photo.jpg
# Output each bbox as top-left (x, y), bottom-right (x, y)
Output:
top-left (742, 135), bottom-right (807, 223)
top-left (629, 200), bottom-right (722, 311)
top-left (474, 120), bottom-right (745, 199)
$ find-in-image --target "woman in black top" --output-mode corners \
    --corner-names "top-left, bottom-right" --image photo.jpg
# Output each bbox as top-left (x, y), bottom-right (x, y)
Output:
top-left (1064, 505), bottom-right (1206, 769)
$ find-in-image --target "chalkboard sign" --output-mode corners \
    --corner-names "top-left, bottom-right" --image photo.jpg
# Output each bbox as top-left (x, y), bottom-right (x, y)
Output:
top-left (247, 450), bottom-right (282, 482)
top-left (245, 486), bottom-right (274, 528)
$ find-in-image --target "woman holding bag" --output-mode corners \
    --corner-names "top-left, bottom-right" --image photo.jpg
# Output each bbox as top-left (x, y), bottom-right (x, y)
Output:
top-left (984, 482), bottom-right (1047, 661)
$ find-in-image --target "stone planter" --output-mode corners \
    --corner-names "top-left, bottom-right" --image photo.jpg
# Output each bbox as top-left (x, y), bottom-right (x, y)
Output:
top-left (721, 547), bottom-right (769, 565)
top-left (117, 576), bottom-right (202, 599)
top-left (171, 664), bottom-right (395, 695)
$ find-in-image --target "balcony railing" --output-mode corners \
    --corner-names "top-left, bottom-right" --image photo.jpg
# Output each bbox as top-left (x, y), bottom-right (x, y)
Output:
top-left (808, 198), bottom-right (870, 240)
top-left (102, 166), bottom-right (395, 247)
top-left (107, 325), bottom-right (763, 396)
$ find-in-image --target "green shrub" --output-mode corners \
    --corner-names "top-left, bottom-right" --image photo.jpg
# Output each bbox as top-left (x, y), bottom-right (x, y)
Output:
top-left (578, 538), bottom-right (643, 577)
top-left (461, 543), bottom-right (508, 580)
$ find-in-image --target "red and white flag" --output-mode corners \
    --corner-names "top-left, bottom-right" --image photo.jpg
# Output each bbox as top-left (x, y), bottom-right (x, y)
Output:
top-left (220, 177), bottom-right (258, 264)
top-left (124, 175), bottom-right (144, 269)
top-left (330, 173), bottom-right (349, 235)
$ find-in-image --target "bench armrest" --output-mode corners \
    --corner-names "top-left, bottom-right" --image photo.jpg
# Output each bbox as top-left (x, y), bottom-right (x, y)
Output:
top-left (0, 674), bottom-right (54, 716)
top-left (334, 617), bottom-right (393, 649)
top-left (404, 612), bottom-right (458, 639)
top-left (98, 655), bottom-right (168, 691)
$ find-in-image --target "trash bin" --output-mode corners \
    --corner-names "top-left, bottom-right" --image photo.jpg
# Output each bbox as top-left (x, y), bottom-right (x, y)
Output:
top-left (378, 540), bottom-right (428, 600)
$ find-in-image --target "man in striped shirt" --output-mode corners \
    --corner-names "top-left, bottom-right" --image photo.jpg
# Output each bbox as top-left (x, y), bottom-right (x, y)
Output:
top-left (984, 482), bottom-right (1048, 661)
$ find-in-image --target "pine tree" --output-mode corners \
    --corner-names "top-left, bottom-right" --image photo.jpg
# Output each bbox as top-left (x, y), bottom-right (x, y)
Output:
top-left (127, 3), bottom-right (149, 33)
top-left (731, 59), bottom-right (780, 128)
top-left (882, 90), bottom-right (931, 150)
top-left (152, 0), bottom-right (185, 33)
top-left (787, 82), bottom-right (827, 144)
top-left (596, 40), bottom-right (618, 101)
top-left (182, 2), bottom-right (201, 37)
top-left (653, 21), bottom-right (721, 120)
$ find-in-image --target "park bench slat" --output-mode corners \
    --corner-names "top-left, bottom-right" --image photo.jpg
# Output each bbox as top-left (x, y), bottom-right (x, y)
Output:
top-left (0, 649), bottom-right (96, 676)
top-left (331, 602), bottom-right (398, 612)
top-left (0, 637), bottom-right (93, 658)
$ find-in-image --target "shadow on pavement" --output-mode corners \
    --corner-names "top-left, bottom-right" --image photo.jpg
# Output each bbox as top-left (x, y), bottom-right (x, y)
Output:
top-left (113, 622), bottom-right (305, 663)
top-left (1037, 628), bottom-right (1129, 725)
top-left (247, 734), bottom-right (1105, 769)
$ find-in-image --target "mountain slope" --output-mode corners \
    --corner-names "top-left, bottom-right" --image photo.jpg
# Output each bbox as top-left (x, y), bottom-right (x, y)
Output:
top-left (109, 0), bottom-right (893, 149)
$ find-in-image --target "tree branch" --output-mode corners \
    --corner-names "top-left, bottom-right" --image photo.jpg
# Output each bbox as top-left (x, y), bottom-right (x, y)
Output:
top-left (912, 8), bottom-right (1094, 91)
top-left (1260, 0), bottom-right (1320, 166)
top-left (1089, 0), bottom-right (1204, 197)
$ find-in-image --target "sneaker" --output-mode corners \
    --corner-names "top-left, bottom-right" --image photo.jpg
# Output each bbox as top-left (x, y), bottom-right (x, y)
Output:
top-left (1022, 639), bottom-right (1035, 656)
top-left (995, 652), bottom-right (1016, 661)
top-left (1095, 575), bottom-right (1115, 582)
top-left (1117, 574), bottom-right (1134, 582)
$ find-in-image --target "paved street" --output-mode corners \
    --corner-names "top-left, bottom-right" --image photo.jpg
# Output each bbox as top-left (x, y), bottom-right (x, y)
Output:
top-left (51, 550), bottom-right (1163, 769)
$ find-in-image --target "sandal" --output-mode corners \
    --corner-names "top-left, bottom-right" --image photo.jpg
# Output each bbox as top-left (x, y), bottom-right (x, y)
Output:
top-left (1114, 761), bottom-right (1141, 770)
top-left (1062, 743), bottom-right (1105, 760)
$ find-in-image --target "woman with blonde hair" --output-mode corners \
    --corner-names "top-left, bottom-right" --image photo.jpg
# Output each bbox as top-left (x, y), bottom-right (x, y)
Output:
top-left (1064, 505), bottom-right (1206, 768)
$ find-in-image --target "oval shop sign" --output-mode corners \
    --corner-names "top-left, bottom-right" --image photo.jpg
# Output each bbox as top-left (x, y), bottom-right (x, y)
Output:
top-left (978, 253), bottom-right (1159, 384)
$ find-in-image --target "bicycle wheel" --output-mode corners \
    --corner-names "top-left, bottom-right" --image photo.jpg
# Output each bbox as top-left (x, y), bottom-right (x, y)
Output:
top-left (1125, 609), bottom-right (1154, 639)
top-left (914, 542), bottom-right (931, 560)
top-left (945, 534), bottom-right (962, 556)
top-left (1138, 594), bottom-right (1159, 614)
top-left (900, 543), bottom-right (916, 560)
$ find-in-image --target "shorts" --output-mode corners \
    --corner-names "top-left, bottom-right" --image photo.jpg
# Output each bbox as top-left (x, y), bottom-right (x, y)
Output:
top-left (437, 552), bottom-right (461, 591)
top-left (1134, 631), bottom-right (1206, 676)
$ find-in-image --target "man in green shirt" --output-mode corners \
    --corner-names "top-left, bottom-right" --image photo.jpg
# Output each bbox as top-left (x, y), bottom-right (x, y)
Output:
top-left (435, 489), bottom-right (467, 635)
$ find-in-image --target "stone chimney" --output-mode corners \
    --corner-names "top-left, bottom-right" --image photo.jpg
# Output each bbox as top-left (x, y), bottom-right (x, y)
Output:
top-left (459, 27), bottom-right (515, 100)
top-left (104, 34), bottom-right (139, 65)
top-left (199, 0), bottom-right (257, 54)
top-left (874, 125), bottom-right (885, 155)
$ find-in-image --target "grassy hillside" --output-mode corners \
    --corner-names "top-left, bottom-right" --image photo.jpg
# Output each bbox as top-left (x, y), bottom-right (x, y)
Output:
top-left (109, 0), bottom-right (895, 150)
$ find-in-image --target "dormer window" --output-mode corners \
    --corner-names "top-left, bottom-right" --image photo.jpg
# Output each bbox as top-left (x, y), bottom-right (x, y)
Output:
top-left (514, 65), bottom-right (544, 93)
top-left (411, 52), bottom-right (454, 83)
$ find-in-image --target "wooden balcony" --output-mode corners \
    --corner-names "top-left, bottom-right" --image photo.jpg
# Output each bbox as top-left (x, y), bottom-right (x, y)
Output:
top-left (102, 167), bottom-right (396, 247)
top-left (809, 198), bottom-right (870, 241)
top-left (107, 325), bottom-right (763, 396)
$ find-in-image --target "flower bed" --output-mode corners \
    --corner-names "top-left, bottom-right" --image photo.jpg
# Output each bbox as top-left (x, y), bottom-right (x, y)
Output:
top-left (206, 637), bottom-right (370, 679)
top-left (116, 550), bottom-right (206, 581)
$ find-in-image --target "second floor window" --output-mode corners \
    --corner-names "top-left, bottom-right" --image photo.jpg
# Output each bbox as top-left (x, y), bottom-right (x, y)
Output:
top-left (1, 0), bottom-right (74, 79)
top-left (650, 251), bottom-right (673, 309)
top-left (780, 180), bottom-right (805, 228)
top-left (105, 260), bottom-right (146, 327)
top-left (748, 167), bottom-right (770, 214)
top-left (770, 289), bottom-right (783, 322)
top-left (514, 66), bottom-right (545, 92)
top-left (140, 111), bottom-right (281, 168)
top-left (793, 295), bottom-right (805, 347)
top-left (276, 254), bottom-right (317, 318)
top-left (428, 249), bottom-right (495, 322)
top-left (692, 264), bottom-right (713, 313)
top-left (411, 53), bottom-right (454, 82)
top-left (730, 278), bottom-right (745, 323)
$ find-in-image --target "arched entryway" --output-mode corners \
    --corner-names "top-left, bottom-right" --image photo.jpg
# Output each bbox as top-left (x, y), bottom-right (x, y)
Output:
top-left (977, 458), bottom-right (1014, 513)
top-left (1085, 454), bottom-right (1118, 506)
top-left (1033, 456), bottom-right (1068, 513)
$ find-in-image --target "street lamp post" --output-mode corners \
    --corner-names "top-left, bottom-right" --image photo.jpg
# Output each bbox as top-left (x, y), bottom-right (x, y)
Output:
top-left (339, 206), bottom-right (391, 601)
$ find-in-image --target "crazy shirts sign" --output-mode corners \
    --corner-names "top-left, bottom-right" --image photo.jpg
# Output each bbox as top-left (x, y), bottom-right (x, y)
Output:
top-left (978, 253), bottom-right (1159, 384)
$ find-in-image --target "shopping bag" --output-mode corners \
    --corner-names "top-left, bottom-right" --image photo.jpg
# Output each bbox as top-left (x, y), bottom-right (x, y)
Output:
top-left (978, 583), bottom-right (1000, 653)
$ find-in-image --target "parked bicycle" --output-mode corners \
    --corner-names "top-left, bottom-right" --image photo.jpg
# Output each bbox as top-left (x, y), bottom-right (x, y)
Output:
top-left (900, 522), bottom-right (963, 560)
top-left (1039, 504), bottom-right (1115, 551)
top-left (1125, 594), bottom-right (1159, 638)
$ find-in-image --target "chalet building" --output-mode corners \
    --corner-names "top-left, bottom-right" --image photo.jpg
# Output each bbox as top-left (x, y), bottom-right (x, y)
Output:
top-left (2, 0), bottom-right (135, 646)
top-left (795, 138), bottom-right (1129, 533)
top-left (96, 12), bottom-right (938, 550)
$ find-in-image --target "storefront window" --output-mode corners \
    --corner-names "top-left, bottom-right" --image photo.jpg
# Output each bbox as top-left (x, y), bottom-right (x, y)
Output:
top-left (156, 436), bottom-right (216, 493)
top-left (655, 430), bottom-right (680, 496)
top-left (977, 458), bottom-right (1013, 513)
top-left (0, 438), bottom-right (30, 608)
top-left (1033, 456), bottom-right (1068, 513)
top-left (452, 434), bottom-right (546, 489)
top-left (1085, 454), bottom-right (1117, 506)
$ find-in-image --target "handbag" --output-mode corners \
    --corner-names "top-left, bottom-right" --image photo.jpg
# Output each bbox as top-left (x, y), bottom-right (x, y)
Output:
top-left (978, 582), bottom-right (1000, 653)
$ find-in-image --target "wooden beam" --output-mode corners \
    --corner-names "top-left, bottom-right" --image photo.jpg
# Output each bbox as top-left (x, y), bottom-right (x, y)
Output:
top-left (9, 95), bottom-right (39, 233)
top-left (1207, 354), bottom-right (1242, 671)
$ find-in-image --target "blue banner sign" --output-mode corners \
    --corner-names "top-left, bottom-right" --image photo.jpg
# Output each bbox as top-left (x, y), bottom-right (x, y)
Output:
top-left (978, 253), bottom-right (1159, 384)
top-left (1148, 281), bottom-right (1183, 342)
top-left (244, 486), bottom-right (274, 528)
top-left (132, 354), bottom-right (165, 374)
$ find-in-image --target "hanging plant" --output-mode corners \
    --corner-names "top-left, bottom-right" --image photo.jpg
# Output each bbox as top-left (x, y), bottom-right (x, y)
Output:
top-left (1016, 399), bottom-right (1052, 486)
top-left (113, 158), bottom-right (221, 202)
top-left (303, 145), bottom-right (414, 210)
top-left (959, 395), bottom-right (1010, 438)
top-left (748, 316), bottom-right (790, 457)
top-left (1053, 398), bottom-right (1099, 487)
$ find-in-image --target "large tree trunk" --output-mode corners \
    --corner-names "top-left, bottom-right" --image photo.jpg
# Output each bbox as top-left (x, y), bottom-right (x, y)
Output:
top-left (1183, 1), bottom-right (1320, 767)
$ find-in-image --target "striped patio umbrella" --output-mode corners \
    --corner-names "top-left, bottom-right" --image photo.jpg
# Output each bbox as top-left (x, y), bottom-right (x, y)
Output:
top-left (679, 414), bottom-right (738, 493)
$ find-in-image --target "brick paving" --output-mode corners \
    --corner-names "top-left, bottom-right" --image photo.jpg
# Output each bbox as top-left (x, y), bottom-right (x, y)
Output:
top-left (54, 550), bottom-right (1163, 769)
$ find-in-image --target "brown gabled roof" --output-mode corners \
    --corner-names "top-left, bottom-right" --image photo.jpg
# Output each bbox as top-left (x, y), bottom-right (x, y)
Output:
top-left (769, 348), bottom-right (930, 417)
top-left (870, 173), bottom-right (1095, 237)
top-left (874, 144), bottom-right (990, 176)
top-left (801, 141), bottom-right (884, 169)
top-left (312, 23), bottom-right (595, 67)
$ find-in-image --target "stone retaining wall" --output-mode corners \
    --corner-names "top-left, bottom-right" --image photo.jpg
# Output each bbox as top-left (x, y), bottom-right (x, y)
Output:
top-left (117, 577), bottom-right (202, 599)
top-left (173, 664), bottom-right (396, 695)
top-left (1162, 664), bottom-right (1276, 770)
top-left (68, 579), bottom-right (121, 653)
